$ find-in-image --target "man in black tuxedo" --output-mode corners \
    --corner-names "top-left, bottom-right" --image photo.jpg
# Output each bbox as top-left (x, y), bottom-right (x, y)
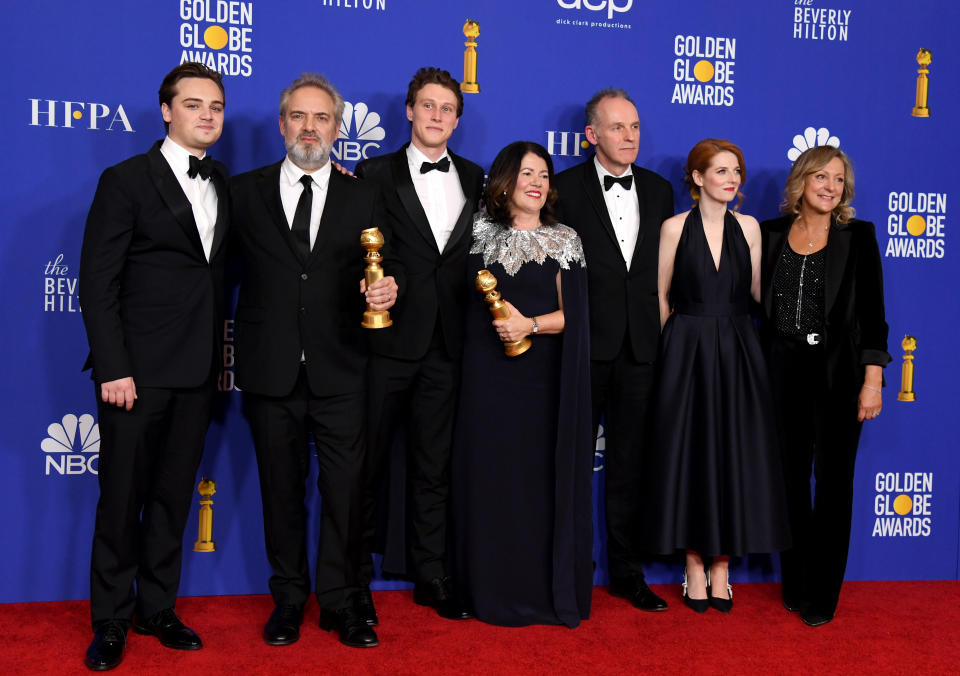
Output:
top-left (79, 63), bottom-right (228, 670)
top-left (554, 88), bottom-right (674, 612)
top-left (231, 73), bottom-right (394, 649)
top-left (354, 67), bottom-right (483, 623)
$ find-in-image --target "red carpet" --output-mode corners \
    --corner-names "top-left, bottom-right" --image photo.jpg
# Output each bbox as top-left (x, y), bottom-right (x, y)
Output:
top-left (3, 582), bottom-right (957, 675)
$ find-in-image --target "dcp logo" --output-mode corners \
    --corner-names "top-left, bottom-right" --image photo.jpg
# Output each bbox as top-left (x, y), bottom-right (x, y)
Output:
top-left (332, 101), bottom-right (385, 162)
top-left (42, 413), bottom-right (100, 476)
top-left (557, 0), bottom-right (632, 20)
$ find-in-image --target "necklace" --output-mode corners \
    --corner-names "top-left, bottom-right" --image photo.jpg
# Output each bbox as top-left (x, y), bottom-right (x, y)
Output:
top-left (793, 221), bottom-right (828, 330)
top-left (797, 220), bottom-right (830, 252)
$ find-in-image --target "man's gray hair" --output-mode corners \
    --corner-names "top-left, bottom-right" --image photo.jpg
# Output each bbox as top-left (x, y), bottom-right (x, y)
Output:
top-left (585, 88), bottom-right (635, 127)
top-left (279, 72), bottom-right (345, 123)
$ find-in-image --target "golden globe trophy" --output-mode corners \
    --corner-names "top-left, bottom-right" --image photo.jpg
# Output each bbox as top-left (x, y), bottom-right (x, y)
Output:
top-left (897, 335), bottom-right (917, 402)
top-left (476, 269), bottom-right (531, 357)
top-left (361, 227), bottom-right (393, 329)
top-left (193, 478), bottom-right (216, 553)
top-left (911, 49), bottom-right (932, 118)
top-left (461, 19), bottom-right (480, 94)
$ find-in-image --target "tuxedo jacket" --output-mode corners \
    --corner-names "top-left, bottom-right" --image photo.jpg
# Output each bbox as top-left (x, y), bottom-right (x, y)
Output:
top-left (79, 140), bottom-right (229, 388)
top-left (759, 215), bottom-right (891, 391)
top-left (230, 162), bottom-right (378, 398)
top-left (355, 144), bottom-right (484, 361)
top-left (554, 158), bottom-right (674, 363)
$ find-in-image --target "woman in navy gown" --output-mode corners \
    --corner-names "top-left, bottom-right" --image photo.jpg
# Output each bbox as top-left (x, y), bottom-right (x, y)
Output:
top-left (452, 141), bottom-right (593, 627)
top-left (641, 139), bottom-right (790, 613)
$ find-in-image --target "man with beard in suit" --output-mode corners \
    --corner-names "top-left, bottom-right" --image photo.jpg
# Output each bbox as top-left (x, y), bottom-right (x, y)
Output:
top-left (554, 88), bottom-right (674, 612)
top-left (354, 67), bottom-right (483, 624)
top-left (79, 62), bottom-right (228, 671)
top-left (231, 73), bottom-right (395, 649)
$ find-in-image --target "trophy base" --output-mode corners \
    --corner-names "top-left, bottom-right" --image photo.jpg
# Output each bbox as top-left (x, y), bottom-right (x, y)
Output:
top-left (193, 541), bottom-right (216, 553)
top-left (504, 337), bottom-right (532, 357)
top-left (911, 107), bottom-right (930, 117)
top-left (461, 82), bottom-right (480, 93)
top-left (897, 392), bottom-right (916, 401)
top-left (362, 310), bottom-right (393, 329)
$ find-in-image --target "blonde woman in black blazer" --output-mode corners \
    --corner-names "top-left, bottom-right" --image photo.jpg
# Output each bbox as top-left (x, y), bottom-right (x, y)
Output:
top-left (759, 146), bottom-right (890, 627)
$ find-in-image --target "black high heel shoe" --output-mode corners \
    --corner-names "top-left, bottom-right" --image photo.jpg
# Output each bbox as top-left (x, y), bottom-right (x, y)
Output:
top-left (708, 573), bottom-right (733, 614)
top-left (682, 569), bottom-right (709, 614)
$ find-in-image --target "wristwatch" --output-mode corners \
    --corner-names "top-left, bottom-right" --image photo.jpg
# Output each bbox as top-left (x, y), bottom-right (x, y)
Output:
top-left (531, 316), bottom-right (539, 334)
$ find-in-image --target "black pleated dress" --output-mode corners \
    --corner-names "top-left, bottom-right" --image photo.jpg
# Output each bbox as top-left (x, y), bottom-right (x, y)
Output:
top-left (641, 207), bottom-right (791, 557)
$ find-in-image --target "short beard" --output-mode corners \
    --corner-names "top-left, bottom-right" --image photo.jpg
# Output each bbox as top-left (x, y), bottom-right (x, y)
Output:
top-left (286, 133), bottom-right (332, 171)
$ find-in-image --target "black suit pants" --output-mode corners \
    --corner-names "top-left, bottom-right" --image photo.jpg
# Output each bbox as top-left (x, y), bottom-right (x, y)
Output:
top-left (89, 382), bottom-right (213, 630)
top-left (244, 367), bottom-right (365, 612)
top-left (769, 337), bottom-right (863, 617)
top-left (361, 337), bottom-right (458, 585)
top-left (591, 344), bottom-right (655, 580)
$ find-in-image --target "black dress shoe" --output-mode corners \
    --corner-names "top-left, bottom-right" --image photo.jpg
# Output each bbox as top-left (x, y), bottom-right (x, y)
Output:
top-left (801, 607), bottom-right (834, 627)
top-left (319, 605), bottom-right (379, 648)
top-left (708, 585), bottom-right (733, 614)
top-left (84, 622), bottom-right (125, 671)
top-left (132, 608), bottom-right (202, 650)
top-left (356, 586), bottom-right (378, 626)
top-left (783, 596), bottom-right (804, 613)
top-left (610, 576), bottom-right (668, 612)
top-left (413, 576), bottom-right (473, 620)
top-left (263, 604), bottom-right (303, 646)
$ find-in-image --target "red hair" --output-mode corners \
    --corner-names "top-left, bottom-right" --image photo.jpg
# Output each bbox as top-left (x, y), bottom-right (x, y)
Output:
top-left (683, 138), bottom-right (746, 211)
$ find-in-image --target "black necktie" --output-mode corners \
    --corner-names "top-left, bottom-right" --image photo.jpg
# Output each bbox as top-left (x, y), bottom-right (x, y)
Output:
top-left (291, 174), bottom-right (313, 261)
top-left (604, 174), bottom-right (633, 192)
top-left (420, 157), bottom-right (451, 174)
top-left (187, 155), bottom-right (214, 180)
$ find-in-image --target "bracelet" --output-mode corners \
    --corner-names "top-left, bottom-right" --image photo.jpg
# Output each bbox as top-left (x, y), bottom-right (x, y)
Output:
top-left (531, 316), bottom-right (539, 334)
top-left (862, 384), bottom-right (881, 394)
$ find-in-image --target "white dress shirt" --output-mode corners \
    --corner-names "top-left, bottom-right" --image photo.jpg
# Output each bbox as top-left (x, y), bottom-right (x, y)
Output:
top-left (406, 144), bottom-right (466, 252)
top-left (160, 136), bottom-right (218, 261)
top-left (279, 156), bottom-right (332, 251)
top-left (594, 155), bottom-right (640, 270)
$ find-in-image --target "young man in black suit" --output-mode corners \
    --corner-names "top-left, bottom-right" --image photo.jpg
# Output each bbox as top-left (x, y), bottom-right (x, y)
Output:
top-left (231, 73), bottom-right (395, 649)
top-left (554, 88), bottom-right (674, 612)
top-left (79, 62), bottom-right (228, 671)
top-left (354, 67), bottom-right (483, 623)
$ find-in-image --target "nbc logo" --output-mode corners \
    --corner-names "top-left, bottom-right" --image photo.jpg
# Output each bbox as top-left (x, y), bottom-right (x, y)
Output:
top-left (787, 126), bottom-right (839, 162)
top-left (332, 101), bottom-right (385, 162)
top-left (42, 413), bottom-right (100, 476)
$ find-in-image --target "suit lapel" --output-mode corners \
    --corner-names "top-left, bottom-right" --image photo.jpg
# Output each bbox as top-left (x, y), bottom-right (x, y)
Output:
top-left (442, 151), bottom-right (478, 256)
top-left (392, 145), bottom-right (441, 253)
top-left (581, 159), bottom-right (620, 257)
top-left (256, 162), bottom-right (302, 262)
top-left (763, 218), bottom-right (788, 319)
top-left (627, 164), bottom-right (651, 267)
top-left (147, 143), bottom-right (205, 257)
top-left (310, 168), bottom-right (348, 263)
top-left (824, 221), bottom-right (851, 317)
top-left (208, 165), bottom-right (228, 259)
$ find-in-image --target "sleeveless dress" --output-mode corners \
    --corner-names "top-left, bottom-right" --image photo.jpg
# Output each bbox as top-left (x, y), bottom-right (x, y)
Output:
top-left (640, 207), bottom-right (791, 556)
top-left (451, 213), bottom-right (593, 627)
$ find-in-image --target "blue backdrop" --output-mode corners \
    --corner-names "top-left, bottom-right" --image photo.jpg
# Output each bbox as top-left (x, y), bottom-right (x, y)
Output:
top-left (2, 0), bottom-right (957, 603)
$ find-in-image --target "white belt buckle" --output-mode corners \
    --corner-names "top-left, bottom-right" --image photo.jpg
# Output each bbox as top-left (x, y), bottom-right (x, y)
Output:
top-left (806, 333), bottom-right (821, 345)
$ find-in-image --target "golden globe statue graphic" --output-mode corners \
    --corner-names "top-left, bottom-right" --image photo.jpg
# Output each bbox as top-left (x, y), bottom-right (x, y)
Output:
top-left (912, 49), bottom-right (932, 118)
top-left (898, 335), bottom-right (917, 401)
top-left (193, 478), bottom-right (216, 553)
top-left (360, 227), bottom-right (393, 329)
top-left (476, 269), bottom-right (531, 357)
top-left (461, 19), bottom-right (480, 94)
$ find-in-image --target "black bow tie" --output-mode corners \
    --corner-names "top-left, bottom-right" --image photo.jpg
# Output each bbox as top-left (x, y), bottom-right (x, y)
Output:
top-left (604, 174), bottom-right (633, 192)
top-left (420, 157), bottom-right (451, 174)
top-left (187, 155), bottom-right (214, 180)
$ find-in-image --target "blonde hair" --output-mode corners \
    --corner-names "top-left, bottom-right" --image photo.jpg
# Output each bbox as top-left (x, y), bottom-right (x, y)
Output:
top-left (780, 146), bottom-right (855, 224)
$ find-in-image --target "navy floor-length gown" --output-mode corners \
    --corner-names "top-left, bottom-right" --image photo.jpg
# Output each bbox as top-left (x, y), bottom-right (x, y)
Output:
top-left (452, 214), bottom-right (593, 627)
top-left (641, 207), bottom-right (790, 557)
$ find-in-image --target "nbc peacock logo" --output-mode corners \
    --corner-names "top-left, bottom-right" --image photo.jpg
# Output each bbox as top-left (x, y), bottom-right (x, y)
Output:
top-left (332, 101), bottom-right (386, 163)
top-left (786, 126), bottom-right (840, 162)
top-left (42, 413), bottom-right (100, 476)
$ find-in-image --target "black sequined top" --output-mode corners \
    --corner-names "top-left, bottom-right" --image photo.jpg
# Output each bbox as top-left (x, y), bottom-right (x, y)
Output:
top-left (773, 245), bottom-right (826, 335)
